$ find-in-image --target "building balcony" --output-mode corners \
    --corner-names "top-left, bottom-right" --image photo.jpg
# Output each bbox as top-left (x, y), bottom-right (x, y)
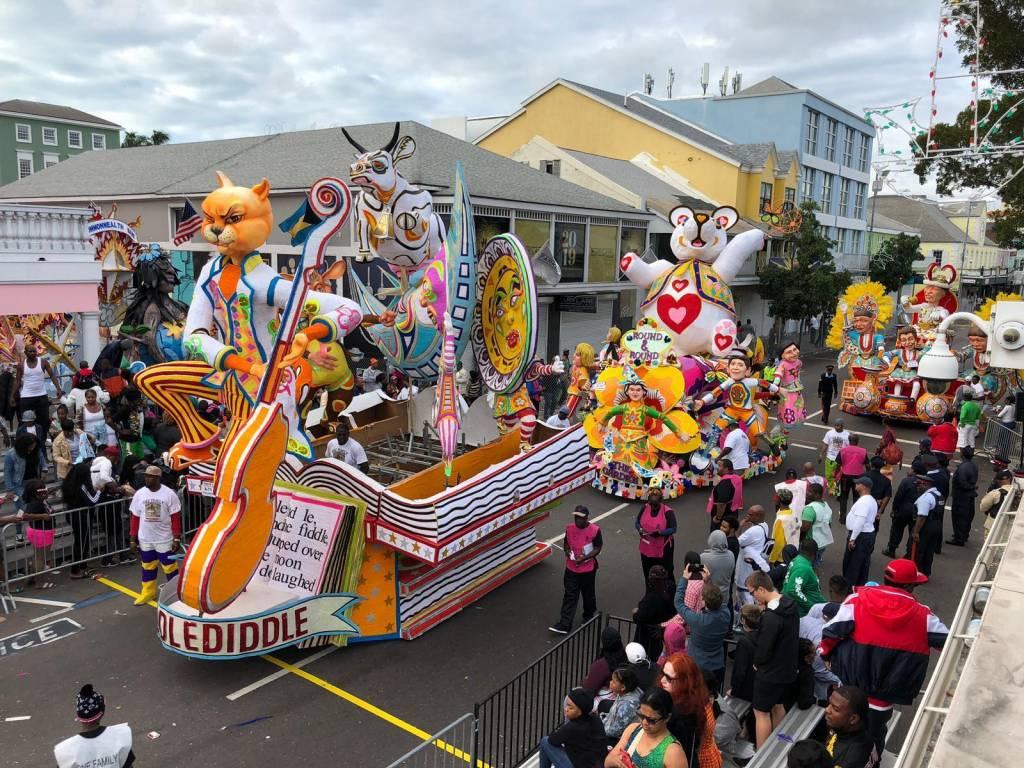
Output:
top-left (0, 203), bottom-right (93, 259)
top-left (961, 266), bottom-right (1013, 286)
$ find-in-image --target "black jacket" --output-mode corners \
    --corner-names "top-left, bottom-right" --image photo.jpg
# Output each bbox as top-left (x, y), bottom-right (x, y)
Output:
top-left (953, 459), bottom-right (978, 499)
top-left (818, 373), bottom-right (838, 398)
top-left (753, 595), bottom-right (800, 685)
top-left (547, 713), bottom-right (607, 768)
top-left (730, 629), bottom-right (758, 702)
top-left (827, 727), bottom-right (878, 768)
top-left (891, 476), bottom-right (920, 520)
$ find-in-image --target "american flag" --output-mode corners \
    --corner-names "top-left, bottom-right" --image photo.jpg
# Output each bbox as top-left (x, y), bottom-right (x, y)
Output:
top-left (173, 199), bottom-right (202, 245)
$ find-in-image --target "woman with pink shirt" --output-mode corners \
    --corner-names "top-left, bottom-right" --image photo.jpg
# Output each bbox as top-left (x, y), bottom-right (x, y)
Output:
top-left (836, 434), bottom-right (868, 523)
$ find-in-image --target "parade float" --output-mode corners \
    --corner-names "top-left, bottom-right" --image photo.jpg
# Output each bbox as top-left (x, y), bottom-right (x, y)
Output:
top-left (145, 133), bottom-right (592, 659)
top-left (827, 266), bottom-right (1015, 422)
top-left (583, 204), bottom-right (791, 500)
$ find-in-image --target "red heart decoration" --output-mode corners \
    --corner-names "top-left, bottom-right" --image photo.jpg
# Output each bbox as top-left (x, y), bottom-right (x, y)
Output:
top-left (671, 278), bottom-right (690, 292)
top-left (656, 293), bottom-right (701, 334)
top-left (620, 254), bottom-right (633, 271)
top-left (714, 332), bottom-right (733, 351)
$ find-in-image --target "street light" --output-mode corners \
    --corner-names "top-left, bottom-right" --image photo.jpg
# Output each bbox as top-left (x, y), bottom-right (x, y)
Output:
top-left (867, 169), bottom-right (890, 272)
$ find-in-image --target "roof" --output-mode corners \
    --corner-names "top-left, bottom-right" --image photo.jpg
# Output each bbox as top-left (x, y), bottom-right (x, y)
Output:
top-left (0, 121), bottom-right (638, 214)
top-left (777, 150), bottom-right (799, 171)
top-left (560, 80), bottom-right (741, 162)
top-left (870, 196), bottom-right (978, 244)
top-left (735, 76), bottom-right (800, 97)
top-left (0, 99), bottom-right (121, 128)
top-left (562, 148), bottom-right (764, 233)
top-left (871, 212), bottom-right (920, 234)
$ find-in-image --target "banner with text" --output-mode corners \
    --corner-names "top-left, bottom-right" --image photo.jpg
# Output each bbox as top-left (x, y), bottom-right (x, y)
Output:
top-left (87, 218), bottom-right (138, 241)
top-left (157, 590), bottom-right (360, 659)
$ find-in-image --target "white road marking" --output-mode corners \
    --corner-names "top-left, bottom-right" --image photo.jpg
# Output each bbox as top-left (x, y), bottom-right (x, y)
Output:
top-left (4, 716), bottom-right (31, 722)
top-left (543, 502), bottom-right (630, 546)
top-left (226, 646), bottom-right (339, 701)
top-left (12, 597), bottom-right (75, 608)
top-left (29, 607), bottom-right (73, 624)
top-left (797, 419), bottom-right (920, 447)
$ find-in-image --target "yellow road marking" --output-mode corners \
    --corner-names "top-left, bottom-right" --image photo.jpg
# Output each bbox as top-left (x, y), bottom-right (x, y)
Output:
top-left (94, 575), bottom-right (482, 765)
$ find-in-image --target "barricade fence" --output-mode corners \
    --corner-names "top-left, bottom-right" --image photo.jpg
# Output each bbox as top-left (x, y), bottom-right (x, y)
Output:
top-left (982, 419), bottom-right (1022, 464)
top-left (1, 487), bottom-right (207, 604)
top-left (384, 713), bottom-right (477, 768)
top-left (472, 614), bottom-right (602, 768)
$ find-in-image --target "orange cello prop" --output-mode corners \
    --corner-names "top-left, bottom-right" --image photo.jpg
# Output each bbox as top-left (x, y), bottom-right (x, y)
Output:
top-left (178, 179), bottom-right (354, 614)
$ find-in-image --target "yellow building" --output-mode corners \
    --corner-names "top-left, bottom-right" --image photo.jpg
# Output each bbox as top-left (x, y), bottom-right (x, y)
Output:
top-left (476, 79), bottom-right (799, 220)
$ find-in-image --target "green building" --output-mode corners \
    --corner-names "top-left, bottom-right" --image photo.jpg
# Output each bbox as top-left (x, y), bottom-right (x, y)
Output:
top-left (0, 100), bottom-right (121, 185)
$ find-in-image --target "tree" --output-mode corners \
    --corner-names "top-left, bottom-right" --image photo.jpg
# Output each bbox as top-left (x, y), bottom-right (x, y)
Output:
top-left (122, 130), bottom-right (171, 148)
top-left (913, 0), bottom-right (1024, 246)
top-left (868, 233), bottom-right (923, 301)
top-left (757, 201), bottom-right (852, 350)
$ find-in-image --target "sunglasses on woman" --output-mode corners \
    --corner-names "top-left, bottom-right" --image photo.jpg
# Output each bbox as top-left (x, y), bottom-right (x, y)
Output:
top-left (637, 713), bottom-right (665, 724)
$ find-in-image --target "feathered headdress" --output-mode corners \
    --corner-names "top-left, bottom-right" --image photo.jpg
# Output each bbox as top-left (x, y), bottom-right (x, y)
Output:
top-left (826, 282), bottom-right (894, 350)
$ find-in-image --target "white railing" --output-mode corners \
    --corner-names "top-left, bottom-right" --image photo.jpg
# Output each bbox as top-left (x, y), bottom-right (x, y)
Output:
top-left (893, 479), bottom-right (1022, 768)
top-left (0, 203), bottom-right (92, 256)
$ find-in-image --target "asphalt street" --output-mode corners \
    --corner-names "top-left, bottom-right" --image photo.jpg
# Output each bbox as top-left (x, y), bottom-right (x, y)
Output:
top-left (0, 354), bottom-right (991, 766)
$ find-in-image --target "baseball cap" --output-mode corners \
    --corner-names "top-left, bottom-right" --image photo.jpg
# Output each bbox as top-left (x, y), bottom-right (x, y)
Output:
top-left (558, 406), bottom-right (569, 416)
top-left (854, 475), bottom-right (873, 489)
top-left (20, 411), bottom-right (35, 422)
top-left (572, 505), bottom-right (589, 518)
top-left (885, 558), bottom-right (929, 585)
top-left (625, 642), bottom-right (649, 664)
top-left (144, 465), bottom-right (163, 477)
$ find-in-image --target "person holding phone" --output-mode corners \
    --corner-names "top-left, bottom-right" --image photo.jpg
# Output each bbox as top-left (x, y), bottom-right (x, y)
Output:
top-left (606, 688), bottom-right (685, 768)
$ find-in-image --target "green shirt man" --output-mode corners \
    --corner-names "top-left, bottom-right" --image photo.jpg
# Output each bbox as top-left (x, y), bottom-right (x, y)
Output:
top-left (782, 551), bottom-right (826, 616)
top-left (960, 399), bottom-right (982, 426)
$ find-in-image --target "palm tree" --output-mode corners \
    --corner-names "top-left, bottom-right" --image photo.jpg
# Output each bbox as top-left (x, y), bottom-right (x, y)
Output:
top-left (121, 130), bottom-right (171, 148)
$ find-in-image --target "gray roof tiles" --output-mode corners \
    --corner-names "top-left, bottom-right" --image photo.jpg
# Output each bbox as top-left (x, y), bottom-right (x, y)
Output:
top-left (870, 195), bottom-right (980, 244)
top-left (0, 99), bottom-right (121, 128)
top-left (0, 121), bottom-right (638, 214)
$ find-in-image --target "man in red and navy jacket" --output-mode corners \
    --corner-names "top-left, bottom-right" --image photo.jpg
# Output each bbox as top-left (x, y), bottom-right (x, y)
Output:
top-left (820, 558), bottom-right (948, 756)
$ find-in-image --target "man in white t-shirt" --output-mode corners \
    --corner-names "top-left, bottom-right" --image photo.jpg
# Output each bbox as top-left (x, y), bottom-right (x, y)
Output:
top-left (842, 476), bottom-right (878, 587)
top-left (326, 422), bottom-right (369, 473)
top-left (721, 424), bottom-right (751, 472)
top-left (736, 505), bottom-right (770, 605)
top-left (819, 419), bottom-right (851, 496)
top-left (129, 465), bottom-right (181, 606)
top-left (54, 684), bottom-right (135, 768)
top-left (545, 406), bottom-right (571, 429)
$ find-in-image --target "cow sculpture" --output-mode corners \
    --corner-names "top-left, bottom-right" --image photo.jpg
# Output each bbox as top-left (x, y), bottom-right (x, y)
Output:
top-left (341, 123), bottom-right (445, 294)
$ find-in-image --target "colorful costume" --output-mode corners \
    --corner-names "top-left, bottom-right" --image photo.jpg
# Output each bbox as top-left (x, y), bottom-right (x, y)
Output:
top-left (565, 343), bottom-right (595, 417)
top-left (884, 336), bottom-right (922, 400)
top-left (494, 359), bottom-right (564, 450)
top-left (601, 400), bottom-right (680, 469)
top-left (700, 375), bottom-right (775, 442)
top-left (135, 250), bottom-right (362, 461)
top-left (902, 263), bottom-right (958, 345)
top-left (129, 482), bottom-right (181, 605)
top-left (773, 356), bottom-right (805, 428)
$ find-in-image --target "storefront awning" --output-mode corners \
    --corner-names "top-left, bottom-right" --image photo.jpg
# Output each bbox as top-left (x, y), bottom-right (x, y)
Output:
top-left (0, 283), bottom-right (98, 315)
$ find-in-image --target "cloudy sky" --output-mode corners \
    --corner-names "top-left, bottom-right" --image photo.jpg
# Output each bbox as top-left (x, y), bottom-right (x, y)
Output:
top-left (0, 1), bottom-right (976, 190)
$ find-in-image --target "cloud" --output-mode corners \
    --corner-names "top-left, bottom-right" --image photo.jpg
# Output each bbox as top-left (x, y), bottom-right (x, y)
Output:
top-left (0, 0), bottom-right (982, 195)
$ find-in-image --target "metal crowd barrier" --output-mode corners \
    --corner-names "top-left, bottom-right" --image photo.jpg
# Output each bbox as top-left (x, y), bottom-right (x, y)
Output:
top-left (472, 614), bottom-right (603, 768)
top-left (0, 487), bottom-right (208, 612)
top-left (982, 419), bottom-right (1022, 464)
top-left (384, 713), bottom-right (478, 768)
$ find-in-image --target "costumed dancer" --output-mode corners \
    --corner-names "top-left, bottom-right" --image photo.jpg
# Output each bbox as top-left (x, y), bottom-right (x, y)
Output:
top-left (565, 342), bottom-right (595, 417)
top-left (598, 327), bottom-right (622, 365)
top-left (773, 342), bottom-right (805, 430)
top-left (134, 174), bottom-right (363, 467)
top-left (601, 375), bottom-right (686, 469)
top-left (901, 262), bottom-right (958, 343)
top-left (494, 358), bottom-right (564, 451)
top-left (884, 326), bottom-right (922, 400)
top-left (128, 465), bottom-right (181, 605)
top-left (694, 353), bottom-right (779, 456)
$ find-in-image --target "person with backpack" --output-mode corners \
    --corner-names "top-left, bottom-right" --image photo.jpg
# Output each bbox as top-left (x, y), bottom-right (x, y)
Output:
top-left (980, 470), bottom-right (1014, 539)
top-left (735, 505), bottom-right (771, 606)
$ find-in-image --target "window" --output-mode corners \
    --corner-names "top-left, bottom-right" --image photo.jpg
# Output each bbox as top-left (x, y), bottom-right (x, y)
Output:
top-left (474, 214), bottom-right (511, 255)
top-left (760, 182), bottom-right (773, 210)
top-left (839, 178), bottom-right (851, 217)
top-left (17, 151), bottom-right (33, 179)
top-left (41, 126), bottom-right (57, 146)
top-left (588, 223), bottom-right (618, 283)
top-left (542, 159), bottom-right (561, 176)
top-left (555, 221), bottom-right (586, 282)
top-left (804, 109), bottom-right (819, 155)
top-left (43, 153), bottom-right (58, 168)
top-left (784, 187), bottom-right (796, 205)
top-left (825, 118), bottom-right (838, 162)
top-left (821, 174), bottom-right (833, 213)
top-left (620, 226), bottom-right (646, 280)
top-left (858, 133), bottom-right (870, 172)
top-left (92, 133), bottom-right (106, 150)
top-left (15, 123), bottom-right (31, 142)
top-left (801, 166), bottom-right (816, 201)
top-left (853, 182), bottom-right (865, 219)
top-left (852, 230), bottom-right (863, 255)
top-left (67, 130), bottom-right (82, 149)
top-left (842, 127), bottom-right (855, 167)
top-left (931, 249), bottom-right (943, 263)
top-left (513, 217), bottom-right (551, 255)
